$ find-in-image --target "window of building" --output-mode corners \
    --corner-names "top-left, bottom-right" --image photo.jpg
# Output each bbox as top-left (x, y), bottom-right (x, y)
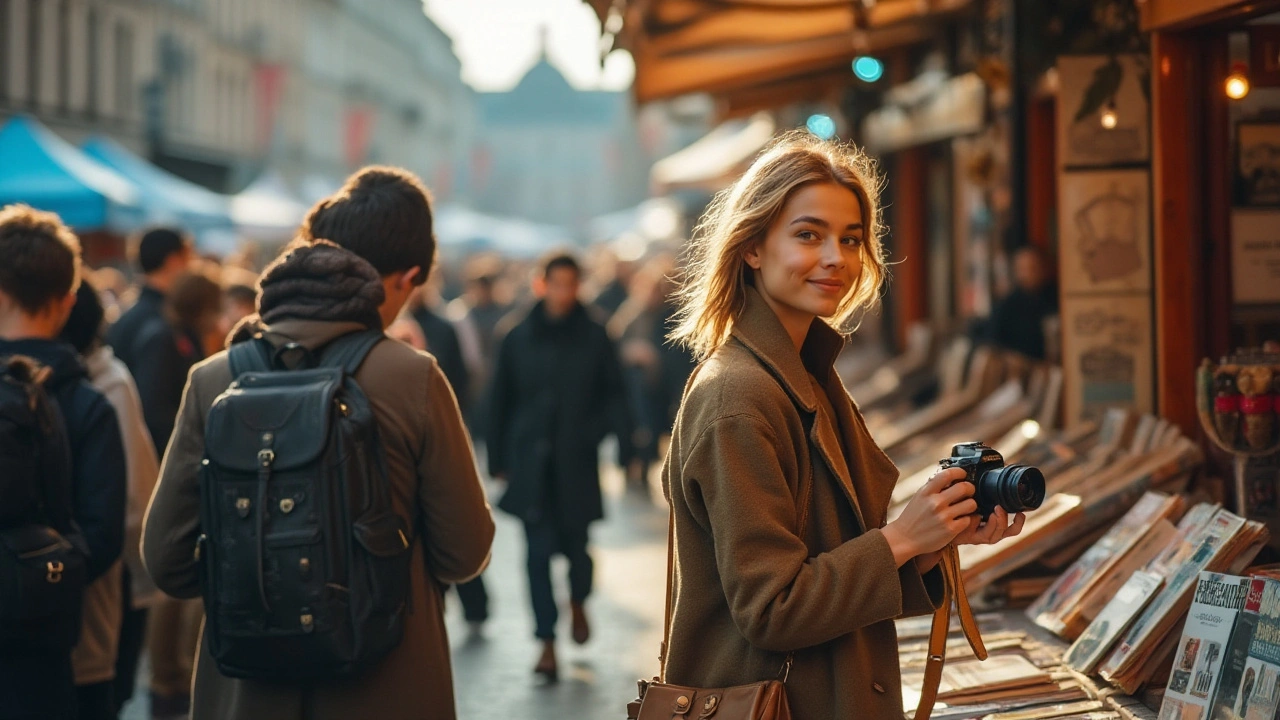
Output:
top-left (114, 20), bottom-right (134, 119)
top-left (57, 0), bottom-right (70, 113)
top-left (86, 7), bottom-right (99, 117)
top-left (28, 0), bottom-right (40, 108)
top-left (0, 0), bottom-right (9, 100)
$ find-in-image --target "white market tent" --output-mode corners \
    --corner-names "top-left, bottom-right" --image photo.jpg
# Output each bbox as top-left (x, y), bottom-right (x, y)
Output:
top-left (230, 170), bottom-right (309, 241)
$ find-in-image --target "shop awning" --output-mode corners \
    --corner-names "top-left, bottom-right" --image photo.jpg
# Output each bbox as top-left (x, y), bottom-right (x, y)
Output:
top-left (597, 0), bottom-right (973, 103)
top-left (0, 115), bottom-right (144, 231)
top-left (862, 72), bottom-right (986, 153)
top-left (81, 136), bottom-right (233, 233)
top-left (650, 112), bottom-right (776, 193)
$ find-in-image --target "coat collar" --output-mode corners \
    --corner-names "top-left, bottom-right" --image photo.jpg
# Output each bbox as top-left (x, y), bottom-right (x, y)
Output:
top-left (728, 286), bottom-right (899, 530)
top-left (729, 285), bottom-right (846, 414)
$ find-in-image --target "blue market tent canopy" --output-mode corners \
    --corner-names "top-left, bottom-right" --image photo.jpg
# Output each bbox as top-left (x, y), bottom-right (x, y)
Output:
top-left (0, 115), bottom-right (144, 231)
top-left (82, 136), bottom-right (233, 233)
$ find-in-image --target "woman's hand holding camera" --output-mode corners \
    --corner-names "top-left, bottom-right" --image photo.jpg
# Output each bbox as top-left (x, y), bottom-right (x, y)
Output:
top-left (953, 505), bottom-right (1026, 548)
top-left (882, 467), bottom-right (977, 568)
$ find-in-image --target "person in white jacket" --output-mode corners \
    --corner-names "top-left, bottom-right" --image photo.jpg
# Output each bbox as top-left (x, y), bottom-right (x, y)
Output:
top-left (60, 281), bottom-right (161, 715)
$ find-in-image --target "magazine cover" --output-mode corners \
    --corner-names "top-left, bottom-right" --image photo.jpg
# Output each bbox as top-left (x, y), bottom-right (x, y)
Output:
top-left (1065, 570), bottom-right (1164, 674)
top-left (1234, 578), bottom-right (1280, 720)
top-left (1209, 578), bottom-right (1265, 720)
top-left (1100, 509), bottom-right (1246, 678)
top-left (1157, 573), bottom-right (1252, 720)
top-left (1028, 492), bottom-right (1174, 631)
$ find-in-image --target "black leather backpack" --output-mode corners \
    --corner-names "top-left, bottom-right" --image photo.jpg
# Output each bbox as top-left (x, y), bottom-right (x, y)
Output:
top-left (0, 355), bottom-right (88, 652)
top-left (198, 330), bottom-right (413, 681)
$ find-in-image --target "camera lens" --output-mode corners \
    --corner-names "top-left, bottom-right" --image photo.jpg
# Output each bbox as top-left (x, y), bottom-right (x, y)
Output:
top-left (975, 464), bottom-right (1045, 514)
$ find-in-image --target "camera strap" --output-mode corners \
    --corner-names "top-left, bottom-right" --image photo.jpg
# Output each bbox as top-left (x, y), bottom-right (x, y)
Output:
top-left (915, 543), bottom-right (987, 720)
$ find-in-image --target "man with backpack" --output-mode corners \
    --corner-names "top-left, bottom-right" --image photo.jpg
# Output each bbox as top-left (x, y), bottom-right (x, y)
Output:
top-left (0, 204), bottom-right (127, 720)
top-left (142, 166), bottom-right (495, 720)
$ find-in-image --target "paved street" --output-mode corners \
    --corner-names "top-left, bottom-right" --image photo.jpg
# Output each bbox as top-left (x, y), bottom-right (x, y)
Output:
top-left (123, 458), bottom-right (670, 720)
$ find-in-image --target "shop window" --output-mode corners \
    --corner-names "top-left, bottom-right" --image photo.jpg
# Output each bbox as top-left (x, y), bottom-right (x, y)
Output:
top-left (114, 20), bottom-right (134, 119)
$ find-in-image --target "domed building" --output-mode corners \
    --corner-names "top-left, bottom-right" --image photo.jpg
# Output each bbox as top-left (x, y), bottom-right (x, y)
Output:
top-left (470, 45), bottom-right (648, 238)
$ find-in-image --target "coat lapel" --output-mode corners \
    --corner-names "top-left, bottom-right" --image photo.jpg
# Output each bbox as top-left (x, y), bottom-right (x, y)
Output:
top-left (730, 287), bottom-right (899, 532)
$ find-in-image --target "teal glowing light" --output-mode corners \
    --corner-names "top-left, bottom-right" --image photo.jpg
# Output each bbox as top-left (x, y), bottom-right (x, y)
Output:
top-left (805, 114), bottom-right (836, 140)
top-left (853, 56), bottom-right (884, 83)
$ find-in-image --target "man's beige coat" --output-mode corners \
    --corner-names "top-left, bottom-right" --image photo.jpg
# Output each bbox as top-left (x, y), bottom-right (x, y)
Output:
top-left (662, 287), bottom-right (944, 720)
top-left (142, 319), bottom-right (495, 720)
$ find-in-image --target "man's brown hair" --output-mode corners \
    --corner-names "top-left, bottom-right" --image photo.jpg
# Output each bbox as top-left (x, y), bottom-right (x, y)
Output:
top-left (0, 204), bottom-right (82, 315)
top-left (300, 166), bottom-right (436, 284)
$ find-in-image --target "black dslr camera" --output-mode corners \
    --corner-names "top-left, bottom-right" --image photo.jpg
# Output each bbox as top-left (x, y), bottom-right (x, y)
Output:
top-left (939, 442), bottom-right (1045, 520)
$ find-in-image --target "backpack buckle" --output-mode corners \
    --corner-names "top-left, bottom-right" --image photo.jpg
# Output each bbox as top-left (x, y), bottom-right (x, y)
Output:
top-left (46, 561), bottom-right (64, 583)
top-left (258, 449), bottom-right (275, 466)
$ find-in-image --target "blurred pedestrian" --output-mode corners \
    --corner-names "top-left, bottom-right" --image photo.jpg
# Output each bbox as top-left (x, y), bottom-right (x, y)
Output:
top-left (487, 251), bottom-right (627, 681)
top-left (446, 254), bottom-right (510, 438)
top-left (59, 281), bottom-right (162, 719)
top-left (588, 246), bottom-right (635, 319)
top-left (220, 266), bottom-right (259, 332)
top-left (105, 227), bottom-right (195, 454)
top-left (0, 205), bottom-right (127, 720)
top-left (987, 245), bottom-right (1058, 360)
top-left (411, 273), bottom-right (491, 632)
top-left (137, 267), bottom-right (226, 720)
top-left (608, 255), bottom-right (693, 491)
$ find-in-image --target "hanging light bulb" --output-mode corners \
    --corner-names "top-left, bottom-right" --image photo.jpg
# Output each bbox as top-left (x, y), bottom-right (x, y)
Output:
top-left (1100, 100), bottom-right (1118, 130)
top-left (1226, 62), bottom-right (1251, 100)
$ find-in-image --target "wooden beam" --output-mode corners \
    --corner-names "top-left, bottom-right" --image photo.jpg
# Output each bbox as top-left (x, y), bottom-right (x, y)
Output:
top-left (892, 148), bottom-right (930, 351)
top-left (1141, 0), bottom-right (1280, 30)
top-left (1205, 34), bottom-right (1235, 364)
top-left (1152, 31), bottom-right (1207, 437)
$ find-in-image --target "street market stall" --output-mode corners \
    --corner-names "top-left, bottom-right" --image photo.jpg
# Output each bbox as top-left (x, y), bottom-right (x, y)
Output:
top-left (0, 115), bottom-right (146, 265)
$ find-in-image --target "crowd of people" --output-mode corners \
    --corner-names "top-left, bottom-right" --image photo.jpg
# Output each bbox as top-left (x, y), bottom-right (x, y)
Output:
top-left (0, 166), bottom-right (694, 720)
top-left (1, 134), bottom-right (1028, 720)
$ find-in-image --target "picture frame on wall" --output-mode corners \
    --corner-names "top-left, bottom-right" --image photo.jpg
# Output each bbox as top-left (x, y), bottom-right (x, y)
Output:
top-left (1231, 209), bottom-right (1280, 304)
top-left (1057, 54), bottom-right (1151, 168)
top-left (1061, 295), bottom-right (1154, 424)
top-left (1058, 169), bottom-right (1152, 295)
top-left (1236, 122), bottom-right (1280, 207)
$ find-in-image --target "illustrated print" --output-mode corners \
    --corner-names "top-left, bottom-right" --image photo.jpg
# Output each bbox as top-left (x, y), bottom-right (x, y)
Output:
top-left (1075, 183), bottom-right (1142, 283)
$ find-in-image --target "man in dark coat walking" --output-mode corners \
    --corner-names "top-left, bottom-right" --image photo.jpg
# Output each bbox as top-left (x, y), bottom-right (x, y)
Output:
top-left (487, 252), bottom-right (626, 681)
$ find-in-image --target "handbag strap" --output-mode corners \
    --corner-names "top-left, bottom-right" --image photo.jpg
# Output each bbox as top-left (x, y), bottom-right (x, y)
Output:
top-left (915, 543), bottom-right (987, 720)
top-left (659, 462), bottom-right (814, 683)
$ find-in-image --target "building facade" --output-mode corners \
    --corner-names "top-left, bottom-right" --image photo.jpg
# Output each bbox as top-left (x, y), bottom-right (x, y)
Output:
top-left (472, 53), bottom-right (649, 237)
top-left (0, 0), bottom-right (472, 199)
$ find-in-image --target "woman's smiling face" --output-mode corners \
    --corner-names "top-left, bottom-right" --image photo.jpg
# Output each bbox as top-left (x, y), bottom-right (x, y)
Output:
top-left (744, 181), bottom-right (865, 345)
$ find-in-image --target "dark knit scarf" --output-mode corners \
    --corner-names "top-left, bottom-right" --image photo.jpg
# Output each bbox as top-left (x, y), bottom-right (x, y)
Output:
top-left (228, 239), bottom-right (385, 345)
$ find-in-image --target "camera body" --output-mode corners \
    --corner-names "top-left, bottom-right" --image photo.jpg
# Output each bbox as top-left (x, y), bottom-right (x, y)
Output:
top-left (940, 441), bottom-right (1045, 520)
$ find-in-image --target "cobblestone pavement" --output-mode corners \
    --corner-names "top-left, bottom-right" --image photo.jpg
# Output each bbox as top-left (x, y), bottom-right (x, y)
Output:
top-left (122, 460), bottom-right (670, 720)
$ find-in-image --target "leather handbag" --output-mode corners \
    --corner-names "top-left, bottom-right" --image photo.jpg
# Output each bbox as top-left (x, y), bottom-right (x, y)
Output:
top-left (627, 465), bottom-right (816, 720)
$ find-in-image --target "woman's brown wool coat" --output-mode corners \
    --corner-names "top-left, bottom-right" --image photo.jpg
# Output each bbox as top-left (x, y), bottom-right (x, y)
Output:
top-left (141, 319), bottom-right (496, 720)
top-left (662, 287), bottom-right (944, 720)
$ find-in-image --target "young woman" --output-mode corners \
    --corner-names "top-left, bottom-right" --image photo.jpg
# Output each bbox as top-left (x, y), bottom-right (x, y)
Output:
top-left (663, 131), bottom-right (1026, 720)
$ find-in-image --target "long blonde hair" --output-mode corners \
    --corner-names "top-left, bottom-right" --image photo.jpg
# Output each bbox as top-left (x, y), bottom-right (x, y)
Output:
top-left (669, 130), bottom-right (888, 361)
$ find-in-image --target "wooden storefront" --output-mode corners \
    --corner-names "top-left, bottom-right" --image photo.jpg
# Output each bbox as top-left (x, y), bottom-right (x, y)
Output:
top-left (1143, 0), bottom-right (1280, 437)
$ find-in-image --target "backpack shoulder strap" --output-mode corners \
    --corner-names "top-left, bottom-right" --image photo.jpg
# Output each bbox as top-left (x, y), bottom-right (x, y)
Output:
top-left (318, 330), bottom-right (384, 376)
top-left (228, 338), bottom-right (272, 378)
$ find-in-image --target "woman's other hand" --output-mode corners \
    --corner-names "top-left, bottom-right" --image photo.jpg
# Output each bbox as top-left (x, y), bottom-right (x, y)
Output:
top-left (881, 467), bottom-right (975, 567)
top-left (953, 506), bottom-right (1025, 547)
